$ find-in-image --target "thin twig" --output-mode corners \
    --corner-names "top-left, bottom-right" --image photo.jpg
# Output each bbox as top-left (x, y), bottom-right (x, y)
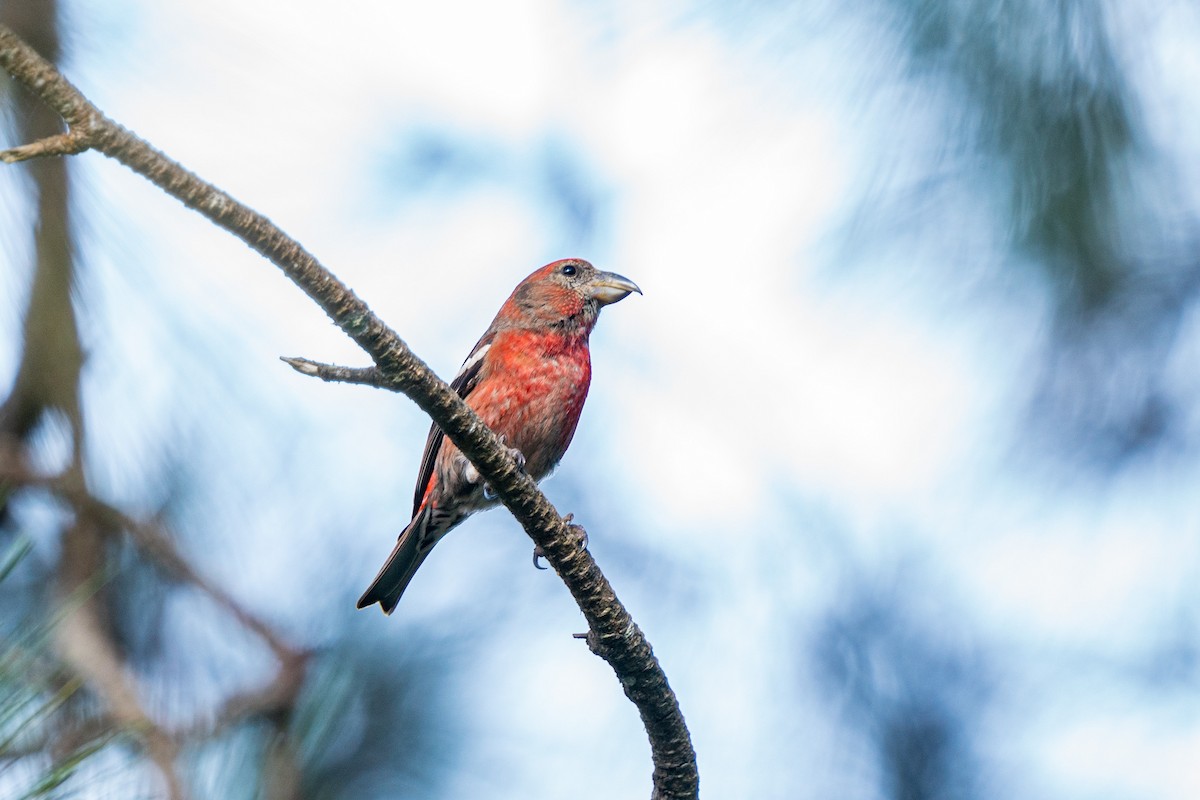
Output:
top-left (279, 356), bottom-right (388, 388)
top-left (0, 127), bottom-right (89, 163)
top-left (0, 24), bottom-right (698, 799)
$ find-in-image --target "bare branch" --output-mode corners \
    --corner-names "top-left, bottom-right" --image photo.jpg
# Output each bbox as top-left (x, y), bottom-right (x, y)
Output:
top-left (0, 24), bottom-right (698, 799)
top-left (0, 127), bottom-right (89, 162)
top-left (280, 356), bottom-right (388, 387)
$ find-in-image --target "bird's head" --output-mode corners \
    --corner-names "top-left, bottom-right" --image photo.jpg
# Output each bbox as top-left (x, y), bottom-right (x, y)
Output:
top-left (501, 258), bottom-right (641, 332)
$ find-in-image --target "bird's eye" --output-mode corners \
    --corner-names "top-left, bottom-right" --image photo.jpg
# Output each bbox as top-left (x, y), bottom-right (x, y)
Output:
top-left (560, 264), bottom-right (577, 277)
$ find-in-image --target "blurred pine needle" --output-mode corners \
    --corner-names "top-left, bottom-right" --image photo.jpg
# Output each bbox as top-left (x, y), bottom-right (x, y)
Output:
top-left (0, 535), bottom-right (129, 800)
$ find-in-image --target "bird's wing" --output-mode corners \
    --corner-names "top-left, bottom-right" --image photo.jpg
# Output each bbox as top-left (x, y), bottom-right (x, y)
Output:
top-left (410, 332), bottom-right (494, 515)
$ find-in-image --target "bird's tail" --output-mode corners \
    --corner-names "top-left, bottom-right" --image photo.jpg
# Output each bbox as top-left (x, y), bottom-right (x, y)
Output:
top-left (356, 510), bottom-right (437, 615)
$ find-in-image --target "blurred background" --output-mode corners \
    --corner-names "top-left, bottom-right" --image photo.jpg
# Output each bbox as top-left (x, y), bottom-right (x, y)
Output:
top-left (3, 0), bottom-right (1200, 797)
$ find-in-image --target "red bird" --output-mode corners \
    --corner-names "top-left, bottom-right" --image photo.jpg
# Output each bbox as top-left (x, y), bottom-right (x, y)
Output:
top-left (357, 259), bottom-right (641, 614)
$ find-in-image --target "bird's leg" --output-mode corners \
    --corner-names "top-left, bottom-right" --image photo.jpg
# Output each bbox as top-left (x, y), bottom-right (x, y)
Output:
top-left (532, 513), bottom-right (588, 569)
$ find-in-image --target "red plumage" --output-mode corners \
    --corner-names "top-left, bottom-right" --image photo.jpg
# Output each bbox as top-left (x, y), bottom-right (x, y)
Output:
top-left (357, 258), bottom-right (640, 614)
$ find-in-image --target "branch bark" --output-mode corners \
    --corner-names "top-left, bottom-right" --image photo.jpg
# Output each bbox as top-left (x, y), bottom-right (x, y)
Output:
top-left (0, 24), bottom-right (698, 800)
top-left (279, 357), bottom-right (389, 388)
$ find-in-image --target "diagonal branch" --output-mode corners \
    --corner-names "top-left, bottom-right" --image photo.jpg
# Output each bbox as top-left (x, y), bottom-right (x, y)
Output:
top-left (0, 24), bottom-right (698, 800)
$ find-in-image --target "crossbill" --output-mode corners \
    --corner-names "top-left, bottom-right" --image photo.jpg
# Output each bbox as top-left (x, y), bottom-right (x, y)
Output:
top-left (357, 259), bottom-right (640, 614)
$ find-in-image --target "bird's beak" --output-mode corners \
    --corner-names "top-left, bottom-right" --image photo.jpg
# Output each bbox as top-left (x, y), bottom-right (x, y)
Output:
top-left (588, 271), bottom-right (642, 306)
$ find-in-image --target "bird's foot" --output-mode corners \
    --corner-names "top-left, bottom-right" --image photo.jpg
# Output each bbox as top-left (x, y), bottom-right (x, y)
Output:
top-left (483, 439), bottom-right (526, 501)
top-left (497, 435), bottom-right (527, 472)
top-left (565, 513), bottom-right (589, 551)
top-left (531, 514), bottom-right (589, 570)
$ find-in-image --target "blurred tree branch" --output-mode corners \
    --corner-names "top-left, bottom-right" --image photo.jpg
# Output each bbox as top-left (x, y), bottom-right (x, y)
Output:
top-left (0, 23), bottom-right (698, 800)
top-left (2, 459), bottom-right (305, 667)
top-left (1, 453), bottom-right (310, 789)
top-left (0, 0), bottom-right (171, 793)
top-left (54, 523), bottom-right (188, 800)
top-left (0, 5), bottom-right (306, 795)
top-left (0, 1), bottom-right (83, 457)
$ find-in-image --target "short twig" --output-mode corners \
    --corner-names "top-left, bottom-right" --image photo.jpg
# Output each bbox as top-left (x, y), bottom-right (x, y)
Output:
top-left (0, 128), bottom-right (90, 163)
top-left (280, 356), bottom-right (391, 388)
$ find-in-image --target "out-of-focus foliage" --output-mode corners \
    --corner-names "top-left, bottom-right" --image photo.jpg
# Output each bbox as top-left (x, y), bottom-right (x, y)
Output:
top-left (813, 567), bottom-right (990, 800)
top-left (0, 536), bottom-right (127, 800)
top-left (864, 0), bottom-right (1200, 468)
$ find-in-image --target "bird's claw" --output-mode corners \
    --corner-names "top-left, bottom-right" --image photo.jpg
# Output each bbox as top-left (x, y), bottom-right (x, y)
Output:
top-left (484, 440), bottom-right (527, 501)
top-left (531, 515), bottom-right (589, 569)
top-left (497, 435), bottom-right (527, 473)
top-left (564, 513), bottom-right (589, 552)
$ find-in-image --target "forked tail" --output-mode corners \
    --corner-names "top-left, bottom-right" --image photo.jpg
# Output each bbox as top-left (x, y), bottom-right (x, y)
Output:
top-left (356, 513), bottom-right (433, 614)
